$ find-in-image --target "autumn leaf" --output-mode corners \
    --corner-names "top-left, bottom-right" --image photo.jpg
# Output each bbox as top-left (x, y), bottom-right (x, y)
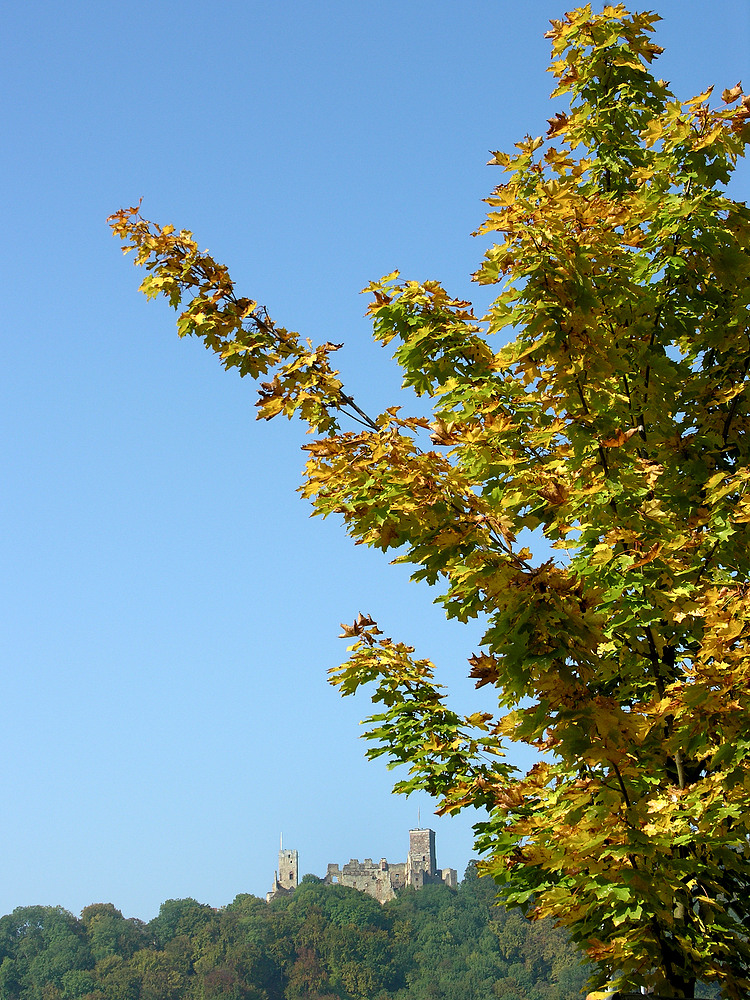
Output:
top-left (722, 81), bottom-right (743, 103)
top-left (627, 542), bottom-right (662, 570)
top-left (546, 111), bottom-right (570, 137)
top-left (468, 653), bottom-right (500, 689)
top-left (600, 427), bottom-right (641, 448)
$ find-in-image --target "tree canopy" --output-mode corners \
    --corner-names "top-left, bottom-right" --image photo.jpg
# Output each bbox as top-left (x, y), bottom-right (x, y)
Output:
top-left (110, 5), bottom-right (750, 997)
top-left (0, 873), bottom-right (590, 1000)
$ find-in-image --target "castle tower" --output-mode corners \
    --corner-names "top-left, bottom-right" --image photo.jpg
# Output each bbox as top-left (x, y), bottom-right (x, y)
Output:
top-left (278, 846), bottom-right (298, 890)
top-left (406, 828), bottom-right (436, 888)
top-left (266, 839), bottom-right (299, 902)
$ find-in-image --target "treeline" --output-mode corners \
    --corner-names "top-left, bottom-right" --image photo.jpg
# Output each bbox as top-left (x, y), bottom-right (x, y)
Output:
top-left (0, 865), bottom-right (589, 1000)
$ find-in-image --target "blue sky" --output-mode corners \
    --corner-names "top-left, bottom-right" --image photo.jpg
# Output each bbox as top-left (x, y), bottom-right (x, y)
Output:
top-left (2, 1), bottom-right (748, 922)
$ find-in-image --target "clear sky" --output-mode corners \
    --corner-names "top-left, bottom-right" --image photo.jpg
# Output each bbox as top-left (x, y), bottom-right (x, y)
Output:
top-left (2, 1), bottom-right (748, 922)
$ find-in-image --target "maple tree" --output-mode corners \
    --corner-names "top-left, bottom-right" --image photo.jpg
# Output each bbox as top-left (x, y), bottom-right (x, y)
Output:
top-left (110, 5), bottom-right (750, 997)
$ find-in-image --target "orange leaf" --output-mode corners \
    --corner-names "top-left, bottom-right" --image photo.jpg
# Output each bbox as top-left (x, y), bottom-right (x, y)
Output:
top-left (601, 427), bottom-right (640, 448)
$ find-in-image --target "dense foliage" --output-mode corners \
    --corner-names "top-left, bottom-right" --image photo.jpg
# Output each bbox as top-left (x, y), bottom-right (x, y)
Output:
top-left (110, 4), bottom-right (750, 996)
top-left (0, 868), bottom-right (591, 1000)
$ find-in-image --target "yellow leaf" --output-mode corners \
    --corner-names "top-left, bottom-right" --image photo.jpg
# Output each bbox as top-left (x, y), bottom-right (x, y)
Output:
top-left (694, 124), bottom-right (725, 150)
top-left (591, 544), bottom-right (614, 566)
top-left (686, 86), bottom-right (714, 107)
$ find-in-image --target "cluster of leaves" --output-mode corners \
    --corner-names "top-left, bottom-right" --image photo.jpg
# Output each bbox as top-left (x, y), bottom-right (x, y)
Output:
top-left (110, 4), bottom-right (750, 997)
top-left (0, 870), bottom-right (590, 1000)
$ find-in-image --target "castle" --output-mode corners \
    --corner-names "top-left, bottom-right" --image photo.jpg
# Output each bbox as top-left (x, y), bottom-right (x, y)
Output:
top-left (267, 829), bottom-right (457, 905)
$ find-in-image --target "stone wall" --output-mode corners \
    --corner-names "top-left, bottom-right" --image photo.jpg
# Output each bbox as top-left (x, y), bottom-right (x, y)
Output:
top-left (324, 858), bottom-right (405, 904)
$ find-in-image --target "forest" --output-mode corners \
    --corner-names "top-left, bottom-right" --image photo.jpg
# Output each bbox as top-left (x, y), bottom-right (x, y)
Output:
top-left (0, 865), bottom-right (590, 1000)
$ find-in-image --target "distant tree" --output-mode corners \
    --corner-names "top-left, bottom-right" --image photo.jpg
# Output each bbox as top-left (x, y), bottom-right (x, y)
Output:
top-left (111, 5), bottom-right (750, 996)
top-left (194, 963), bottom-right (268, 1000)
top-left (92, 953), bottom-right (138, 1000)
top-left (59, 967), bottom-right (97, 999)
top-left (148, 899), bottom-right (214, 949)
top-left (0, 906), bottom-right (93, 1000)
top-left (277, 881), bottom-right (388, 933)
top-left (134, 948), bottom-right (189, 1000)
top-left (80, 905), bottom-right (149, 963)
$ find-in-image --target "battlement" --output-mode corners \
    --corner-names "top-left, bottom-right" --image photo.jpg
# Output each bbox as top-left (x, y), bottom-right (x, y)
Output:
top-left (267, 829), bottom-right (457, 904)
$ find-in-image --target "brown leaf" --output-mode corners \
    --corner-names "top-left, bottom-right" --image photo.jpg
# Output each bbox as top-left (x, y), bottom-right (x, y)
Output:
top-left (429, 418), bottom-right (457, 445)
top-left (722, 81), bottom-right (743, 103)
top-left (546, 111), bottom-right (570, 137)
top-left (601, 427), bottom-right (640, 448)
top-left (468, 653), bottom-right (500, 689)
top-left (627, 542), bottom-right (662, 570)
top-left (538, 481), bottom-right (569, 505)
top-left (495, 786), bottom-right (524, 809)
top-left (339, 613), bottom-right (382, 643)
top-left (378, 522), bottom-right (399, 548)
